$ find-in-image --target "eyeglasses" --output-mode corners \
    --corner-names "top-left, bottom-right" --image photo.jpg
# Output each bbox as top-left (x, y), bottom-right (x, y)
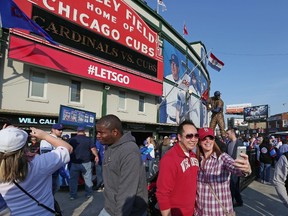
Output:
top-left (185, 133), bottom-right (199, 139)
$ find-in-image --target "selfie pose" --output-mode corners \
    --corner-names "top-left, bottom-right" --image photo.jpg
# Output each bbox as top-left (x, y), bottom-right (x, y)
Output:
top-left (194, 128), bottom-right (251, 216)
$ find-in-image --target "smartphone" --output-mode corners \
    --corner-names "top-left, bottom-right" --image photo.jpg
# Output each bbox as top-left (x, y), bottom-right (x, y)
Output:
top-left (236, 146), bottom-right (247, 160)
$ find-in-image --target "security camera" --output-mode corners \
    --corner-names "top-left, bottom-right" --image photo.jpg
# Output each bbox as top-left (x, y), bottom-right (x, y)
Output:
top-left (104, 85), bottom-right (110, 90)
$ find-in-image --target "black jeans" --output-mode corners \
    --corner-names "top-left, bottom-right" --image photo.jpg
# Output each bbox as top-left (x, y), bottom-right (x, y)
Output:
top-left (230, 174), bottom-right (243, 204)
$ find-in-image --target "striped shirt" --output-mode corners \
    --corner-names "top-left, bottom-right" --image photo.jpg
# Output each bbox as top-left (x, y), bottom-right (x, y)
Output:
top-left (194, 152), bottom-right (243, 216)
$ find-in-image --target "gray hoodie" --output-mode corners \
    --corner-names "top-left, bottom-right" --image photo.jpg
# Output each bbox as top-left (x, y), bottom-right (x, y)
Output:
top-left (102, 132), bottom-right (148, 216)
top-left (273, 154), bottom-right (288, 208)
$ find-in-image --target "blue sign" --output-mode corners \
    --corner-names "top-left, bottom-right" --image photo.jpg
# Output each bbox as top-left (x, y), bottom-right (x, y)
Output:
top-left (59, 105), bottom-right (96, 128)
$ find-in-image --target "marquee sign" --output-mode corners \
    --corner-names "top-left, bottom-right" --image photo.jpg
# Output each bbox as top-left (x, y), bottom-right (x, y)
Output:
top-left (16, 0), bottom-right (159, 59)
top-left (9, 35), bottom-right (163, 96)
top-left (31, 6), bottom-right (158, 77)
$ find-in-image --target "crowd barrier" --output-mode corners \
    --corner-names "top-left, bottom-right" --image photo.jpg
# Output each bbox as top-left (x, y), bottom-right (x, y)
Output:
top-left (240, 149), bottom-right (257, 191)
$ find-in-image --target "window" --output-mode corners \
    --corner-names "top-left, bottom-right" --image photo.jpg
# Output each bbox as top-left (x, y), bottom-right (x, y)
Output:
top-left (139, 95), bottom-right (145, 112)
top-left (29, 71), bottom-right (46, 98)
top-left (283, 120), bottom-right (288, 128)
top-left (118, 91), bottom-right (126, 110)
top-left (70, 80), bottom-right (81, 103)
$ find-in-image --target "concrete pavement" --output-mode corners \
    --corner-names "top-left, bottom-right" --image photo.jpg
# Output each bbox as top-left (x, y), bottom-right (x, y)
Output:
top-left (55, 177), bottom-right (287, 216)
top-left (235, 179), bottom-right (287, 216)
top-left (55, 189), bottom-right (104, 216)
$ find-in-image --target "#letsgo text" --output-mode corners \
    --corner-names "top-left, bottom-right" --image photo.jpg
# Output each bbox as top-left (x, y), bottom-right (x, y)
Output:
top-left (87, 65), bottom-right (130, 85)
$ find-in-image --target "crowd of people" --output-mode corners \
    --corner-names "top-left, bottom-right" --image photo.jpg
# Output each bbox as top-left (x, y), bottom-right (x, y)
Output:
top-left (0, 116), bottom-right (287, 215)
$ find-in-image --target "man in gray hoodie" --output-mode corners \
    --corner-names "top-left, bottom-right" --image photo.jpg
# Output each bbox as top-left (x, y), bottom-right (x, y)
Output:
top-left (273, 151), bottom-right (288, 208)
top-left (96, 114), bottom-right (147, 216)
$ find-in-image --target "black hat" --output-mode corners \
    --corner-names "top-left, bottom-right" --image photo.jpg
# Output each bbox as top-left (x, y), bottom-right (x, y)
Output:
top-left (214, 91), bottom-right (221, 97)
top-left (169, 54), bottom-right (179, 67)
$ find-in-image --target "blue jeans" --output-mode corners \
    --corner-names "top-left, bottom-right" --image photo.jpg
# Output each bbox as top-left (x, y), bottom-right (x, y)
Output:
top-left (95, 164), bottom-right (103, 188)
top-left (69, 162), bottom-right (93, 197)
top-left (260, 162), bottom-right (271, 182)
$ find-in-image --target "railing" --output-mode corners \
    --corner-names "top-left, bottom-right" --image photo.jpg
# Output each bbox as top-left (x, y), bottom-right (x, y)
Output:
top-left (240, 149), bottom-right (257, 191)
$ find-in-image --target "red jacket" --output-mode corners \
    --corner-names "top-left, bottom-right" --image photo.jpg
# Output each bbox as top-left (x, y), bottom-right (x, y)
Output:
top-left (156, 143), bottom-right (198, 215)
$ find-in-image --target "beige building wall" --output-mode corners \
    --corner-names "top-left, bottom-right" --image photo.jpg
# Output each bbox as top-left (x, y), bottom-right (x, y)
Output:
top-left (1, 57), bottom-right (102, 116)
top-left (106, 87), bottom-right (158, 123)
top-left (1, 54), bottom-right (158, 123)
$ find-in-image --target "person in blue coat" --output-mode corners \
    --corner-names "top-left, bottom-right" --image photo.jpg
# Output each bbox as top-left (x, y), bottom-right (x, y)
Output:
top-left (95, 140), bottom-right (105, 191)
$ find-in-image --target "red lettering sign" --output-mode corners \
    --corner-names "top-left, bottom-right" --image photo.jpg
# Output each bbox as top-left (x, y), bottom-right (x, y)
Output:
top-left (9, 35), bottom-right (162, 96)
top-left (18, 0), bottom-right (159, 59)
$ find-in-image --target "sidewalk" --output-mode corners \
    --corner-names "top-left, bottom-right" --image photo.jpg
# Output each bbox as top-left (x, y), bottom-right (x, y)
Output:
top-left (235, 180), bottom-right (287, 216)
top-left (55, 189), bottom-right (104, 216)
top-left (55, 179), bottom-right (288, 216)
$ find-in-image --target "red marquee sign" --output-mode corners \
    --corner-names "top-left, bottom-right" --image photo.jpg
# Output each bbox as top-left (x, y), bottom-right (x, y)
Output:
top-left (9, 35), bottom-right (162, 96)
top-left (15, 0), bottom-right (160, 59)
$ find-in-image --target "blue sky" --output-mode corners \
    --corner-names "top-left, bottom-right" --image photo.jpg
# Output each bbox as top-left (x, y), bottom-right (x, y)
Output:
top-left (146, 0), bottom-right (288, 117)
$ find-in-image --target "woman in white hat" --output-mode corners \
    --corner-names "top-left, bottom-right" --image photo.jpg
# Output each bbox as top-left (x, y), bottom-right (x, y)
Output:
top-left (0, 126), bottom-right (73, 215)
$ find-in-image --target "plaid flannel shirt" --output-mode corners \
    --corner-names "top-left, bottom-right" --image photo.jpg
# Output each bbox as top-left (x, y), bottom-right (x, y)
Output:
top-left (194, 152), bottom-right (243, 216)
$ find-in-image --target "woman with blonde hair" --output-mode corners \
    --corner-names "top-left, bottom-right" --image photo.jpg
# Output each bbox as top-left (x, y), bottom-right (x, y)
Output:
top-left (194, 127), bottom-right (251, 216)
top-left (145, 136), bottom-right (156, 176)
top-left (0, 126), bottom-right (73, 215)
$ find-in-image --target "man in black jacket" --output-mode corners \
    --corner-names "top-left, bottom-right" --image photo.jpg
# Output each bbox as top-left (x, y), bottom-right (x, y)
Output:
top-left (259, 136), bottom-right (275, 184)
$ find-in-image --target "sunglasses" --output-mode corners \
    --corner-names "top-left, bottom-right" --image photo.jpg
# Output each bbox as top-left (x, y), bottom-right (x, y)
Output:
top-left (185, 133), bottom-right (199, 139)
top-left (201, 136), bottom-right (215, 141)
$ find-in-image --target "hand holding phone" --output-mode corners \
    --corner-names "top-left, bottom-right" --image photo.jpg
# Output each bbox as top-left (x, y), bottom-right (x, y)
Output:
top-left (236, 146), bottom-right (247, 160)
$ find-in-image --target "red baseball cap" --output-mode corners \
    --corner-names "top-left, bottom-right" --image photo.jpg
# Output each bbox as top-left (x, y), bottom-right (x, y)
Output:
top-left (198, 127), bottom-right (215, 140)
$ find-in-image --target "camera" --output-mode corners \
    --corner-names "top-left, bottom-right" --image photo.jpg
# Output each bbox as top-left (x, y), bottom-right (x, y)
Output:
top-left (0, 117), bottom-right (11, 129)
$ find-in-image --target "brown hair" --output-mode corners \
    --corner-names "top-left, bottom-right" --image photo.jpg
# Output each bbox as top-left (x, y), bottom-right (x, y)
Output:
top-left (0, 148), bottom-right (29, 183)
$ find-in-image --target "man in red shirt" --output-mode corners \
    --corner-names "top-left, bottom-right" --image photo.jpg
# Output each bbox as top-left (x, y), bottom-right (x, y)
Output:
top-left (156, 120), bottom-right (199, 216)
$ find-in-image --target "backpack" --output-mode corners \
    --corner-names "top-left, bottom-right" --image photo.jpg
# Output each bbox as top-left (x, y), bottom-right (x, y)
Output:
top-left (284, 152), bottom-right (288, 195)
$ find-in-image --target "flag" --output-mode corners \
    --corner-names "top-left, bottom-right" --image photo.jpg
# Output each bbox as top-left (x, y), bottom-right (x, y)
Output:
top-left (0, 0), bottom-right (57, 45)
top-left (201, 89), bottom-right (209, 101)
top-left (208, 53), bottom-right (224, 72)
top-left (201, 89), bottom-right (209, 105)
top-left (157, 0), bottom-right (167, 12)
top-left (183, 24), bottom-right (188, 35)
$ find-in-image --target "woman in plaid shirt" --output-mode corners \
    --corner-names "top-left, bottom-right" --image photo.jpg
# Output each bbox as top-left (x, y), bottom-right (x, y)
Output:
top-left (194, 127), bottom-right (251, 216)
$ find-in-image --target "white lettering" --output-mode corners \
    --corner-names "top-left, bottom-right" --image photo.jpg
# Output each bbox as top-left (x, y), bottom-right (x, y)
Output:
top-left (180, 157), bottom-right (199, 172)
top-left (87, 65), bottom-right (130, 85)
top-left (58, 2), bottom-right (70, 19)
top-left (18, 118), bottom-right (29, 124)
top-left (180, 158), bottom-right (190, 172)
top-left (42, 0), bottom-right (55, 11)
top-left (90, 20), bottom-right (120, 40)
top-left (125, 9), bottom-right (155, 43)
top-left (79, 13), bottom-right (89, 27)
top-left (126, 36), bottom-right (154, 57)
top-left (94, 0), bottom-right (121, 12)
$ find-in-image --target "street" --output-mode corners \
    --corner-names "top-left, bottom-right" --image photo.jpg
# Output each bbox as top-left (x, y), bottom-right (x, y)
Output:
top-left (55, 188), bottom-right (104, 216)
top-left (56, 176), bottom-right (288, 216)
